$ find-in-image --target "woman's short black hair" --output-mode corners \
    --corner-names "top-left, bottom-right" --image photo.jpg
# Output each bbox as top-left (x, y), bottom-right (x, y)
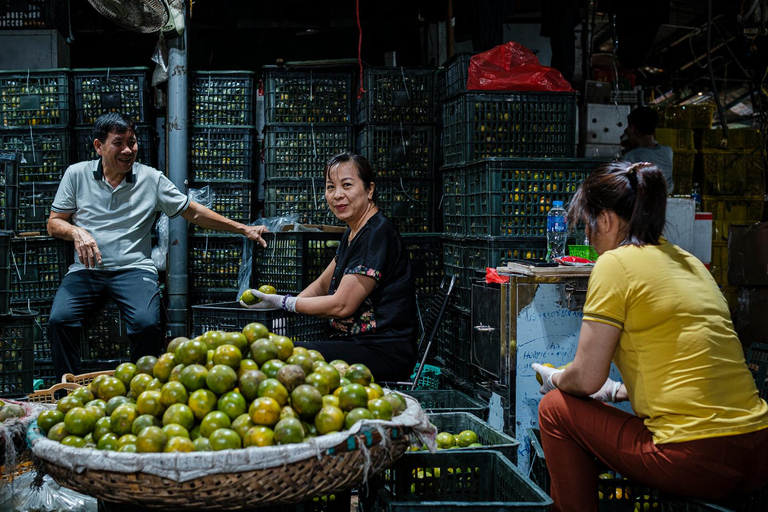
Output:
top-left (568, 160), bottom-right (668, 246)
top-left (324, 152), bottom-right (377, 204)
top-left (91, 112), bottom-right (137, 143)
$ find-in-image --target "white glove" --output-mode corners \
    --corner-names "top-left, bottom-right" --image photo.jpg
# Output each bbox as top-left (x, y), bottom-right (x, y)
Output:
top-left (239, 290), bottom-right (297, 312)
top-left (590, 378), bottom-right (623, 402)
top-left (531, 363), bottom-right (565, 395)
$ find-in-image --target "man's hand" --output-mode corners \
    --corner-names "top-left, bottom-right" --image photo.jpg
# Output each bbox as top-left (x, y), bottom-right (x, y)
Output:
top-left (244, 225), bottom-right (268, 248)
top-left (240, 289), bottom-right (297, 312)
top-left (72, 227), bottom-right (102, 268)
top-left (590, 378), bottom-right (623, 402)
top-left (531, 363), bottom-right (565, 395)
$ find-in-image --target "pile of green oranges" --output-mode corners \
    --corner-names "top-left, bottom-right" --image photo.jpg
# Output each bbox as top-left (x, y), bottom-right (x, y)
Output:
top-left (36, 323), bottom-right (407, 453)
top-left (409, 429), bottom-right (481, 452)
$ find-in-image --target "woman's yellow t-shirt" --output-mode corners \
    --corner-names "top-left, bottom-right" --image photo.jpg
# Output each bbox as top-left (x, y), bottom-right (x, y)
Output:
top-left (583, 240), bottom-right (768, 444)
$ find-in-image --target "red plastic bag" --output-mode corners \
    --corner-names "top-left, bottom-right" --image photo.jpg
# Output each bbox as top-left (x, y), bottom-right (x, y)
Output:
top-left (467, 41), bottom-right (575, 92)
top-left (486, 267), bottom-right (509, 284)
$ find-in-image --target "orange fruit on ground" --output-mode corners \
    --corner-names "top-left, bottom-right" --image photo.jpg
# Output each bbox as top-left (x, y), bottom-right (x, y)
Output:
top-left (114, 363), bottom-right (137, 387)
top-left (200, 410), bottom-right (232, 438)
top-left (223, 332), bottom-right (249, 354)
top-left (176, 339), bottom-right (209, 366)
top-left (129, 373), bottom-right (154, 397)
top-left (116, 434), bottom-right (138, 448)
top-left (56, 395), bottom-right (84, 415)
top-left (188, 388), bottom-right (218, 420)
top-left (243, 425), bottom-right (275, 447)
top-left (382, 393), bottom-right (407, 416)
top-left (162, 403), bottom-right (195, 430)
top-left (92, 416), bottom-right (112, 442)
top-left (169, 363), bottom-right (185, 382)
top-left (137, 425), bottom-right (167, 452)
top-left (97, 377), bottom-right (127, 402)
top-left (118, 443), bottom-right (137, 453)
top-left (162, 423), bottom-right (190, 439)
top-left (105, 396), bottom-right (132, 416)
top-left (164, 436), bottom-right (195, 452)
top-left (367, 398), bottom-right (393, 421)
top-left (279, 405), bottom-right (297, 420)
top-left (201, 330), bottom-right (225, 350)
top-left (345, 364), bottom-right (373, 386)
top-left (217, 391), bottom-right (247, 421)
top-left (135, 355), bottom-right (158, 377)
top-left (166, 336), bottom-right (189, 355)
top-left (249, 396), bottom-right (281, 427)
top-left (160, 381), bottom-right (189, 407)
top-left (290, 384), bottom-right (323, 420)
top-left (291, 347), bottom-right (310, 358)
top-left (238, 369), bottom-right (267, 402)
top-left (307, 349), bottom-right (325, 363)
top-left (286, 354), bottom-right (314, 377)
top-left (365, 386), bottom-right (383, 401)
top-left (132, 414), bottom-right (162, 436)
top-left (153, 353), bottom-right (177, 383)
top-left (273, 417), bottom-right (304, 445)
top-left (89, 374), bottom-right (111, 398)
top-left (250, 338), bottom-right (278, 366)
top-left (242, 323), bottom-right (269, 344)
top-left (179, 364), bottom-right (209, 391)
top-left (111, 403), bottom-right (139, 436)
top-left (97, 432), bottom-right (119, 451)
top-left (272, 336), bottom-right (294, 361)
top-left (257, 378), bottom-right (289, 406)
top-left (276, 364), bottom-right (306, 392)
top-left (236, 358), bottom-right (260, 378)
top-left (329, 359), bottom-right (349, 377)
top-left (337, 383), bottom-right (369, 412)
top-left (344, 407), bottom-right (374, 430)
top-left (64, 407), bottom-right (96, 437)
top-left (209, 428), bottom-right (241, 450)
top-left (70, 387), bottom-right (94, 405)
top-left (193, 437), bottom-right (212, 451)
top-left (136, 390), bottom-right (166, 417)
top-left (231, 413), bottom-right (254, 439)
top-left (314, 406), bottom-right (345, 435)
top-left (61, 435), bottom-right (87, 448)
top-left (47, 422), bottom-right (70, 442)
top-left (313, 363), bottom-right (341, 391)
top-left (304, 372), bottom-right (331, 396)
top-left (213, 344), bottom-right (242, 369)
top-left (38, 409), bottom-right (65, 434)
top-left (369, 382), bottom-right (384, 398)
top-left (322, 394), bottom-right (340, 408)
top-left (260, 359), bottom-right (285, 379)
top-left (206, 364), bottom-right (238, 395)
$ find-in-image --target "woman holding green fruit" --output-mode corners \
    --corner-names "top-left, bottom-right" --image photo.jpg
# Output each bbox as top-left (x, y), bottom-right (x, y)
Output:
top-left (240, 152), bottom-right (417, 382)
top-left (531, 161), bottom-right (768, 512)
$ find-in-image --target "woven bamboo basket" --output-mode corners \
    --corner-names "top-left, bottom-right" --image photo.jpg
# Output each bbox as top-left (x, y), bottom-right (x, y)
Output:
top-left (29, 395), bottom-right (432, 510)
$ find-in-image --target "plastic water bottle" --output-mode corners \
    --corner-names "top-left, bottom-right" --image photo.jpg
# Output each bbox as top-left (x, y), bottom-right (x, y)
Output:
top-left (691, 183), bottom-right (702, 212)
top-left (546, 200), bottom-right (568, 262)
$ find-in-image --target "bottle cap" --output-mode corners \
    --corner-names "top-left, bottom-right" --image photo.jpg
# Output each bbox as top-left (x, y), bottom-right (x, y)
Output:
top-left (553, 200), bottom-right (564, 207)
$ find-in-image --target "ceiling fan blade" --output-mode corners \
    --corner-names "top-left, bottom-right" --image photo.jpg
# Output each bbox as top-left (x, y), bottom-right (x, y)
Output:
top-left (86, 0), bottom-right (170, 33)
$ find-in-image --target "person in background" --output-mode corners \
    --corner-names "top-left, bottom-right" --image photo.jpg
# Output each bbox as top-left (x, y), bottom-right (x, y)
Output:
top-left (532, 161), bottom-right (768, 512)
top-left (47, 112), bottom-right (268, 380)
top-left (621, 106), bottom-right (674, 194)
top-left (241, 152), bottom-right (417, 382)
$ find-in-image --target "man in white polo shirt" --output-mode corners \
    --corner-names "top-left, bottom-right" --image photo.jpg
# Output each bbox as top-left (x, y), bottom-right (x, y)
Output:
top-left (47, 112), bottom-right (267, 380)
top-left (620, 106), bottom-right (674, 194)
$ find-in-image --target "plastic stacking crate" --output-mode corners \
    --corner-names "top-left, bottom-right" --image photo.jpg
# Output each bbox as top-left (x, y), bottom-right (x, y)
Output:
top-left (0, 152), bottom-right (20, 232)
top-left (0, 69), bottom-right (71, 128)
top-left (655, 128), bottom-right (695, 151)
top-left (190, 125), bottom-right (256, 182)
top-left (10, 236), bottom-right (69, 303)
top-left (442, 53), bottom-right (476, 100)
top-left (189, 181), bottom-right (254, 235)
top-left (700, 128), bottom-right (762, 151)
top-left (81, 301), bottom-right (130, 364)
top-left (0, 127), bottom-right (70, 183)
top-left (371, 450), bottom-right (551, 511)
top-left (401, 389), bottom-right (487, 419)
top-left (442, 92), bottom-right (578, 165)
top-left (33, 358), bottom-right (57, 390)
top-left (656, 104), bottom-right (715, 130)
top-left (191, 71), bottom-right (256, 126)
top-left (74, 124), bottom-right (156, 167)
top-left (458, 158), bottom-right (603, 236)
top-left (252, 225), bottom-right (345, 295)
top-left (192, 301), bottom-right (329, 342)
top-left (702, 195), bottom-right (764, 243)
top-left (73, 67), bottom-right (151, 124)
top-left (403, 234), bottom-right (443, 296)
top-left (356, 124), bottom-right (436, 179)
top-left (0, 0), bottom-right (68, 31)
top-left (702, 149), bottom-right (764, 196)
top-left (26, 300), bottom-right (53, 360)
top-left (437, 304), bottom-right (472, 381)
top-left (263, 67), bottom-right (354, 125)
top-left (357, 68), bottom-right (436, 124)
top-left (264, 178), bottom-right (338, 226)
top-left (672, 150), bottom-right (696, 195)
top-left (17, 183), bottom-right (58, 233)
top-left (376, 179), bottom-right (434, 234)
top-left (189, 235), bottom-right (246, 296)
top-left (0, 231), bottom-right (11, 316)
top-left (425, 412), bottom-right (520, 463)
top-left (441, 166), bottom-right (464, 235)
top-left (264, 125), bottom-right (354, 179)
top-left (0, 310), bottom-right (36, 397)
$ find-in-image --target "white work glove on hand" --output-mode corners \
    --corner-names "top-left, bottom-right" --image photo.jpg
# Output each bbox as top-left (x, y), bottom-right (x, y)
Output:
top-left (531, 363), bottom-right (565, 395)
top-left (239, 290), bottom-right (297, 312)
top-left (590, 378), bottom-right (623, 402)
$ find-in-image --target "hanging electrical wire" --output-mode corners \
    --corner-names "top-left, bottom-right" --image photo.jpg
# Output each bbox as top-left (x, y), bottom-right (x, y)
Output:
top-left (707, 0), bottom-right (729, 142)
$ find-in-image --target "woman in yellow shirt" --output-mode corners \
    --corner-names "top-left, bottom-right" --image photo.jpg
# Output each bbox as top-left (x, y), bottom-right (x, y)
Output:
top-left (532, 161), bottom-right (768, 512)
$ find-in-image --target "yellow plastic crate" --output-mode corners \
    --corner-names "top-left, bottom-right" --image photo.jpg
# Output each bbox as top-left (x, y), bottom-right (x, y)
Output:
top-left (702, 149), bottom-right (764, 196)
top-left (672, 149), bottom-right (696, 195)
top-left (656, 128), bottom-right (695, 150)
top-left (710, 241), bottom-right (728, 287)
top-left (701, 128), bottom-right (762, 150)
top-left (702, 195), bottom-right (765, 243)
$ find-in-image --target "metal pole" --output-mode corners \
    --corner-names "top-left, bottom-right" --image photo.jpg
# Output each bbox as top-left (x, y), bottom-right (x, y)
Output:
top-left (166, 15), bottom-right (189, 338)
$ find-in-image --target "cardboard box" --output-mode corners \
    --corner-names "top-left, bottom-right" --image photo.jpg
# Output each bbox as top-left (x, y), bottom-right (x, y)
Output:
top-left (728, 223), bottom-right (768, 286)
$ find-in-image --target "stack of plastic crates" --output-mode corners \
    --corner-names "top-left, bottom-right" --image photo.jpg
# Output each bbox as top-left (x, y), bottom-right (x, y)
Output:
top-left (356, 68), bottom-right (437, 234)
top-left (262, 65), bottom-right (355, 226)
top-left (188, 71), bottom-right (257, 304)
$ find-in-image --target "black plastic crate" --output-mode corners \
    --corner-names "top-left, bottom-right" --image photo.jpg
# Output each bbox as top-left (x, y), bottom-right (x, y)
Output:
top-left (0, 230), bottom-right (11, 316)
top-left (73, 67), bottom-right (151, 125)
top-left (264, 125), bottom-right (354, 180)
top-left (0, 69), bottom-right (71, 128)
top-left (264, 178), bottom-right (339, 226)
top-left (376, 179), bottom-right (433, 234)
top-left (189, 235), bottom-right (247, 295)
top-left (23, 299), bottom-right (53, 360)
top-left (436, 304), bottom-right (473, 380)
top-left (190, 181), bottom-right (255, 235)
top-left (10, 236), bottom-right (69, 303)
top-left (747, 343), bottom-right (768, 400)
top-left (461, 158), bottom-right (603, 236)
top-left (442, 92), bottom-right (578, 165)
top-left (190, 290), bottom-right (240, 306)
top-left (17, 182), bottom-right (57, 234)
top-left (81, 300), bottom-right (130, 364)
top-left (192, 301), bottom-right (329, 342)
top-left (0, 152), bottom-right (20, 233)
top-left (425, 412), bottom-right (520, 463)
top-left (403, 233), bottom-right (443, 296)
top-left (190, 125), bottom-right (256, 182)
top-left (0, 310), bottom-right (35, 397)
top-left (0, 0), bottom-right (68, 32)
top-left (443, 53), bottom-right (476, 100)
top-left (371, 450), bottom-right (551, 511)
top-left (441, 165), bottom-right (464, 235)
top-left (191, 71), bottom-right (256, 126)
top-left (357, 124), bottom-right (436, 179)
top-left (252, 226), bottom-right (345, 295)
top-left (264, 67), bottom-right (354, 125)
top-left (33, 358), bottom-right (57, 390)
top-left (0, 127), bottom-right (70, 183)
top-left (401, 389), bottom-right (487, 419)
top-left (357, 68), bottom-right (436, 124)
top-left (74, 124), bottom-right (157, 167)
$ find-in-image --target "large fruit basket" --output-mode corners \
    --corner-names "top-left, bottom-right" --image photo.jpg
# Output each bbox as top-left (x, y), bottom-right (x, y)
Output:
top-left (28, 393), bottom-right (435, 510)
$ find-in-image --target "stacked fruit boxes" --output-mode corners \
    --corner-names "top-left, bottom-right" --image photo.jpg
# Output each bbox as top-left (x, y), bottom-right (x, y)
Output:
top-left (188, 71), bottom-right (257, 304)
top-left (262, 65), bottom-right (355, 226)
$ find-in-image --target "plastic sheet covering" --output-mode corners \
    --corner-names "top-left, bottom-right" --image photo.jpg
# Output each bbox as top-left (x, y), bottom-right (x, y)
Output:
top-left (0, 471), bottom-right (97, 512)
